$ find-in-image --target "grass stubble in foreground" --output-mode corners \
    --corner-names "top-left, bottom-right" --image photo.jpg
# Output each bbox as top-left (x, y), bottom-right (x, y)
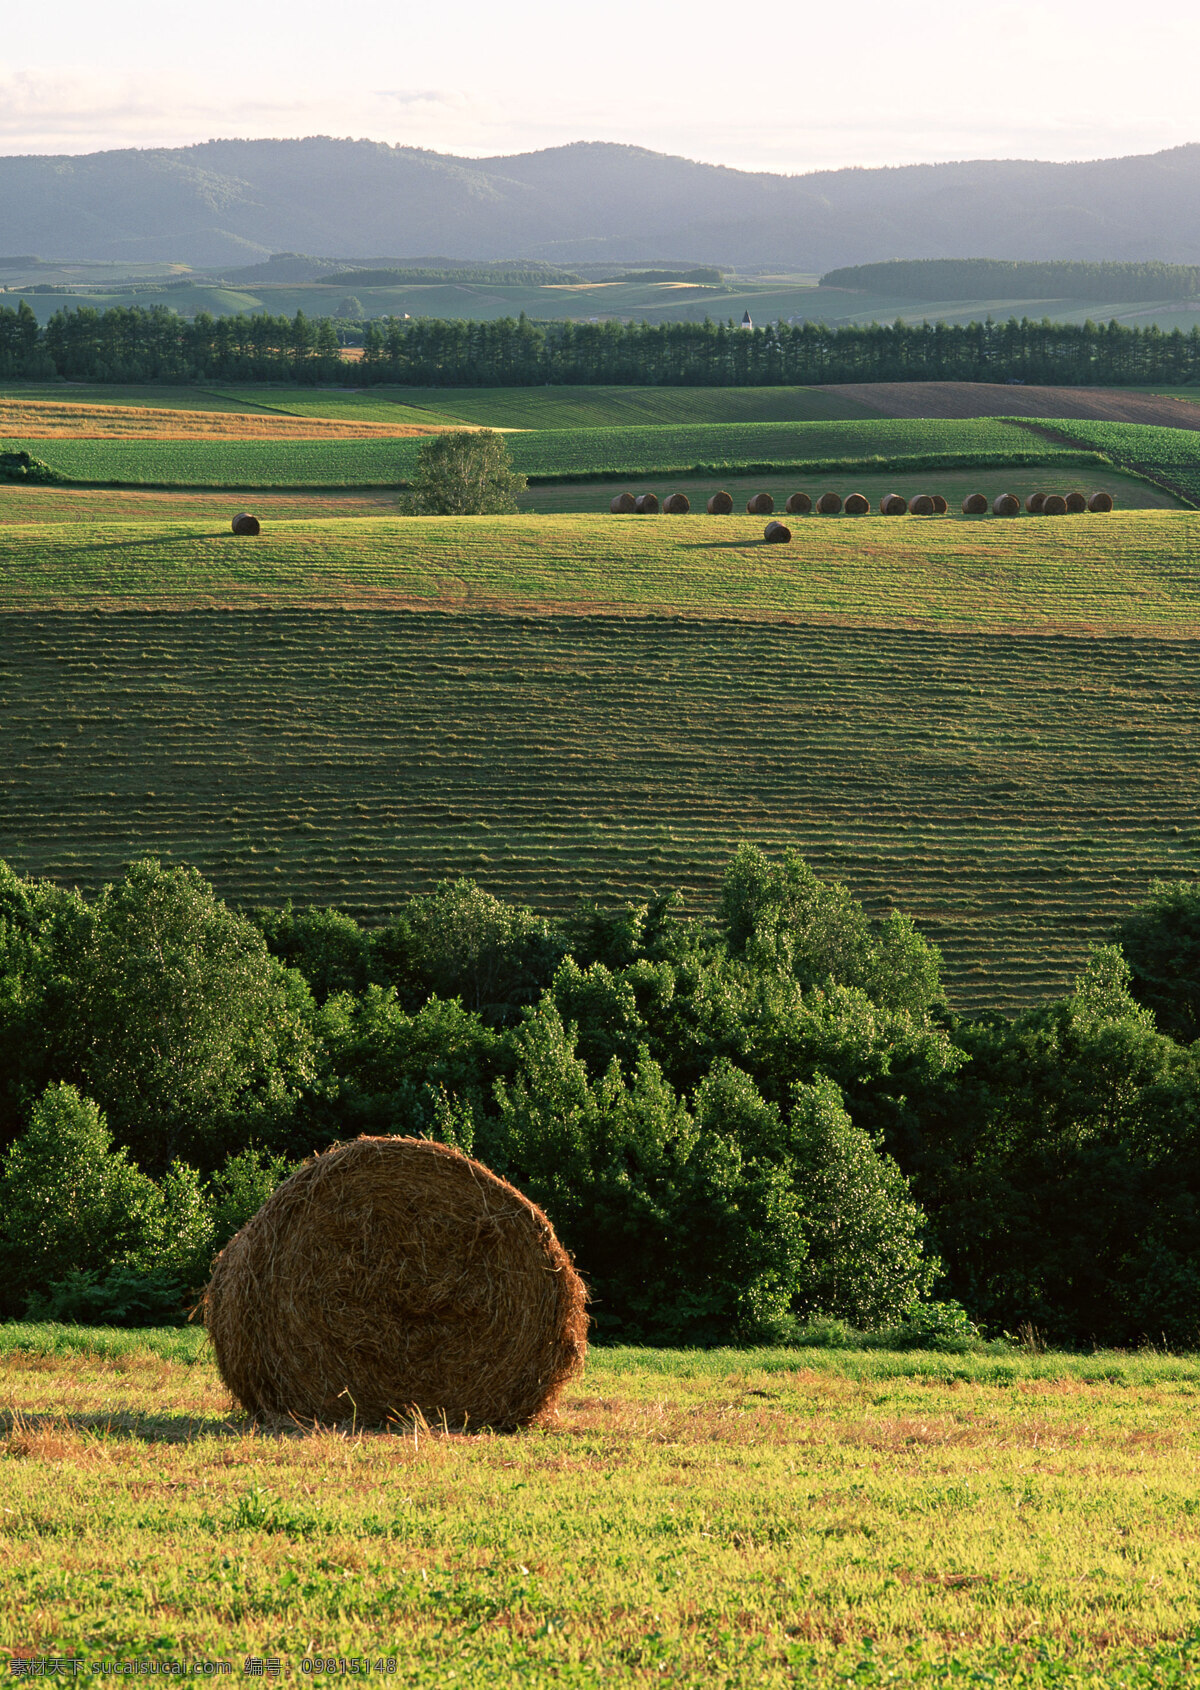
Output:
top-left (2, 1327), bottom-right (1200, 1685)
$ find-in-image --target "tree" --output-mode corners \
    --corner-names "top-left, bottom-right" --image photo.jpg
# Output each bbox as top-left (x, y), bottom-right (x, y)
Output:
top-left (1116, 880), bottom-right (1200, 1042)
top-left (399, 429), bottom-right (527, 515)
top-left (335, 296), bottom-right (364, 319)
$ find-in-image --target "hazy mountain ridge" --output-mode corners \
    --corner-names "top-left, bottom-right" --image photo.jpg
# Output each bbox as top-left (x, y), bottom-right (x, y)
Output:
top-left (2, 137), bottom-right (1200, 270)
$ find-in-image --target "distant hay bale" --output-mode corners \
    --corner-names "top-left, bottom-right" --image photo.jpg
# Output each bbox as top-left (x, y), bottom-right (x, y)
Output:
top-left (634, 493), bottom-right (659, 515)
top-left (202, 1136), bottom-right (588, 1431)
top-left (880, 493), bottom-right (908, 516)
top-left (746, 492), bottom-right (774, 515)
top-left (785, 491), bottom-right (813, 515)
top-left (1042, 494), bottom-right (1068, 516)
top-left (1064, 491), bottom-right (1088, 513)
top-left (993, 493), bottom-right (1021, 517)
top-left (706, 490), bottom-right (734, 514)
top-left (662, 493), bottom-right (691, 515)
top-left (815, 491), bottom-right (842, 515)
top-left (763, 520), bottom-right (792, 543)
top-left (609, 492), bottom-right (636, 514)
top-left (843, 492), bottom-right (870, 516)
top-left (930, 495), bottom-right (949, 516)
top-left (907, 494), bottom-right (934, 516)
top-left (231, 513), bottom-right (261, 536)
top-left (1088, 491), bottom-right (1114, 513)
top-left (1025, 492), bottom-right (1046, 514)
top-left (962, 492), bottom-right (989, 515)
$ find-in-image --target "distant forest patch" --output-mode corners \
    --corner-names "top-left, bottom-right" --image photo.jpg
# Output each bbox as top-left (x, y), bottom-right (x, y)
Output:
top-left (821, 258), bottom-right (1200, 302)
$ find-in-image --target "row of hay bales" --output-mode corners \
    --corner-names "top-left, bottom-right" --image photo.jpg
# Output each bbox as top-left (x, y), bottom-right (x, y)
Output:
top-left (610, 490), bottom-right (1115, 517)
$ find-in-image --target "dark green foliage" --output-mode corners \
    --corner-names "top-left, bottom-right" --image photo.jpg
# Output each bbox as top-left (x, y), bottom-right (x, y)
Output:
top-left (398, 429), bottom-right (527, 515)
top-left (0, 450), bottom-right (63, 483)
top-left (23, 1266), bottom-right (191, 1327)
top-left (821, 258), bottom-right (1200, 303)
top-left (1116, 880), bottom-right (1200, 1042)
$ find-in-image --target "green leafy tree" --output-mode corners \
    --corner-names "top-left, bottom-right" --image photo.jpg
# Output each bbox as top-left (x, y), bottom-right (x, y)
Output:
top-left (1116, 880), bottom-right (1200, 1042)
top-left (399, 429), bottom-right (527, 516)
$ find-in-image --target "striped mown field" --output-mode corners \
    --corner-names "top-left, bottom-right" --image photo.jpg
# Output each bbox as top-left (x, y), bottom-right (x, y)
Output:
top-left (4, 610), bottom-right (1198, 1013)
top-left (0, 398), bottom-right (442, 438)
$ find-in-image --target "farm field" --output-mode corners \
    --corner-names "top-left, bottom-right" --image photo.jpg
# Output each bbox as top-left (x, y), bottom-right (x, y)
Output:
top-left (0, 486), bottom-right (398, 524)
top-left (0, 398), bottom-right (440, 439)
top-left (3, 1325), bottom-right (1200, 1684)
top-left (823, 381), bottom-right (1200, 430)
top-left (1032, 419), bottom-right (1200, 505)
top-left (0, 383), bottom-right (284, 413)
top-left (5, 609), bottom-right (1200, 1011)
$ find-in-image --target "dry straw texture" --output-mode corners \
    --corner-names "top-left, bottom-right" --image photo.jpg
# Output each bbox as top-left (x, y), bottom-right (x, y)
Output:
top-left (1025, 492), bottom-right (1046, 514)
top-left (763, 519), bottom-right (792, 543)
top-left (962, 492), bottom-right (989, 514)
top-left (231, 513), bottom-right (261, 536)
top-left (1042, 494), bottom-right (1069, 516)
top-left (931, 494), bottom-right (949, 515)
top-left (202, 1136), bottom-right (588, 1431)
top-left (880, 493), bottom-right (908, 515)
top-left (609, 492), bottom-right (636, 514)
top-left (1065, 491), bottom-right (1088, 513)
top-left (662, 492), bottom-right (691, 515)
top-left (993, 493), bottom-right (1021, 517)
top-left (907, 494), bottom-right (935, 516)
top-left (785, 491), bottom-right (813, 515)
top-left (634, 493), bottom-right (659, 515)
top-left (815, 491), bottom-right (842, 515)
top-left (1089, 490), bottom-right (1115, 513)
top-left (706, 490), bottom-right (734, 514)
top-left (843, 492), bottom-right (870, 515)
top-left (0, 398), bottom-right (442, 440)
top-left (746, 492), bottom-right (774, 515)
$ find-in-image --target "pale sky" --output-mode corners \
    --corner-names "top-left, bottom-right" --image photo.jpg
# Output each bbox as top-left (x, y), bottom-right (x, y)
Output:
top-left (1, 0), bottom-right (1196, 173)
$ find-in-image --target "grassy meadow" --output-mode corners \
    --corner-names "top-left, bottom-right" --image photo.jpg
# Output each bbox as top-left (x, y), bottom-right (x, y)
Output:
top-left (4, 1325), bottom-right (1200, 1684)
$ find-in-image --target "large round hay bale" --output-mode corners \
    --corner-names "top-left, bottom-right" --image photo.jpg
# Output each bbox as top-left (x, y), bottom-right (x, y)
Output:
top-left (1025, 492), bottom-right (1046, 514)
top-left (843, 492), bottom-right (870, 516)
top-left (962, 492), bottom-right (989, 515)
top-left (1088, 490), bottom-right (1114, 513)
top-left (763, 520), bottom-right (792, 543)
top-left (993, 493), bottom-right (1021, 517)
top-left (634, 493), bottom-right (659, 515)
top-left (816, 491), bottom-right (842, 515)
top-left (1042, 493), bottom-right (1068, 516)
top-left (785, 491), bottom-right (813, 515)
top-left (880, 493), bottom-right (907, 515)
top-left (930, 494), bottom-right (949, 515)
top-left (203, 1136), bottom-right (588, 1430)
top-left (231, 513), bottom-right (261, 536)
top-left (1064, 491), bottom-right (1087, 513)
top-left (746, 492), bottom-right (774, 515)
top-left (908, 494), bottom-right (934, 516)
top-left (662, 492), bottom-right (690, 515)
top-left (609, 492), bottom-right (636, 514)
top-left (707, 490), bottom-right (734, 515)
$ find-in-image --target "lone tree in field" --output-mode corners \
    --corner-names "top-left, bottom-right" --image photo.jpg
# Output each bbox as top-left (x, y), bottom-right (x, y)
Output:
top-left (400, 429), bottom-right (527, 515)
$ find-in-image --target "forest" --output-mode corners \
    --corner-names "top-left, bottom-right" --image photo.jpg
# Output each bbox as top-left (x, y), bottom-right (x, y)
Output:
top-left (2, 300), bottom-right (1200, 386)
top-left (3, 850), bottom-right (1199, 1351)
top-left (820, 257), bottom-right (1200, 302)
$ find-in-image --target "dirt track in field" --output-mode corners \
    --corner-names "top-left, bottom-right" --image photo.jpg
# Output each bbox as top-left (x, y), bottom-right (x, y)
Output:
top-left (819, 382), bottom-right (1200, 429)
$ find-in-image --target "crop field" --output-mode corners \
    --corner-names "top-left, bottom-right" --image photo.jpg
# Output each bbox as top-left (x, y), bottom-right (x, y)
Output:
top-left (2, 417), bottom-right (1081, 488)
top-left (5, 608), bottom-right (1200, 1010)
top-left (0, 384), bottom-right (284, 413)
top-left (0, 399), bottom-right (440, 439)
top-left (3, 1326), bottom-right (1200, 1684)
top-left (1030, 420), bottom-right (1200, 504)
top-left (0, 487), bottom-right (398, 524)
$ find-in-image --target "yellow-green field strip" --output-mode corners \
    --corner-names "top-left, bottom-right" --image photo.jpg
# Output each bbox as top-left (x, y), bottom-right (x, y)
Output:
top-left (4, 512), bottom-right (1200, 635)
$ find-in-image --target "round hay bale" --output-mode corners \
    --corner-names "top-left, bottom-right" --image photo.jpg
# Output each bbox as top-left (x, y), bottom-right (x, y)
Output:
top-left (746, 492), bottom-right (774, 515)
top-left (908, 494), bottom-right (935, 516)
top-left (634, 493), bottom-right (659, 515)
top-left (815, 491), bottom-right (842, 515)
top-left (1064, 491), bottom-right (1087, 513)
top-left (202, 1135), bottom-right (588, 1431)
top-left (609, 492), bottom-right (636, 515)
top-left (880, 493), bottom-right (908, 515)
top-left (993, 493), bottom-right (1021, 517)
top-left (763, 520), bottom-right (792, 543)
top-left (662, 492), bottom-right (691, 515)
top-left (1025, 492), bottom-right (1046, 514)
top-left (706, 490), bottom-right (734, 515)
top-left (1088, 490), bottom-right (1114, 513)
top-left (231, 513), bottom-right (261, 536)
top-left (930, 494), bottom-right (949, 515)
top-left (785, 491), bottom-right (813, 515)
top-left (1042, 493), bottom-right (1068, 516)
top-left (843, 492), bottom-right (870, 516)
top-left (962, 492), bottom-right (989, 515)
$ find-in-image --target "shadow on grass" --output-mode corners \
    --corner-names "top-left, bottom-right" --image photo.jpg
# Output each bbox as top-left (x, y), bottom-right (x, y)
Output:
top-left (60, 531), bottom-right (242, 555)
top-left (679, 538), bottom-right (786, 551)
top-left (1, 1407), bottom-right (450, 1444)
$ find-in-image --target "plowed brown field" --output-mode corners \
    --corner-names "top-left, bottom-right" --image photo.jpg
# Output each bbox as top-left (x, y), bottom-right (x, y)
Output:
top-left (820, 381), bottom-right (1200, 429)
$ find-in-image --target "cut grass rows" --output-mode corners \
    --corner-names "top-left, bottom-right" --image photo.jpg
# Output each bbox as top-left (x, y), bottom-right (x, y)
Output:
top-left (4, 612), bottom-right (1199, 1014)
top-left (0, 398), bottom-right (439, 439)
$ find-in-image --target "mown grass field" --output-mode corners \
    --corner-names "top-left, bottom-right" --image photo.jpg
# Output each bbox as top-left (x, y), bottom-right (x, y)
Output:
top-left (5, 606), bottom-right (1200, 1011)
top-left (3, 1325), bottom-right (1200, 1684)
top-left (0, 399), bottom-right (438, 439)
top-left (2, 418), bottom-right (1078, 488)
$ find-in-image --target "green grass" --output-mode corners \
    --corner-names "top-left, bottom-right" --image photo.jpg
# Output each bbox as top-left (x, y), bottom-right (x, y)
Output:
top-left (0, 417), bottom-right (1076, 488)
top-left (1028, 419), bottom-right (1200, 503)
top-left (3, 1331), bottom-right (1200, 1682)
top-left (0, 383), bottom-right (286, 413)
top-left (5, 603), bottom-right (1200, 1013)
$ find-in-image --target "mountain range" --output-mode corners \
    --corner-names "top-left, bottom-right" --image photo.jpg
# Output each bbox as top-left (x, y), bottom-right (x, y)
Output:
top-left (3, 137), bottom-right (1200, 272)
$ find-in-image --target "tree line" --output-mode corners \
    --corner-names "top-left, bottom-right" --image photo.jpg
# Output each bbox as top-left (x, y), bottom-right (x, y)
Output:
top-left (821, 258), bottom-right (1200, 303)
top-left (2, 851), bottom-right (1199, 1350)
top-left (2, 300), bottom-right (1200, 387)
